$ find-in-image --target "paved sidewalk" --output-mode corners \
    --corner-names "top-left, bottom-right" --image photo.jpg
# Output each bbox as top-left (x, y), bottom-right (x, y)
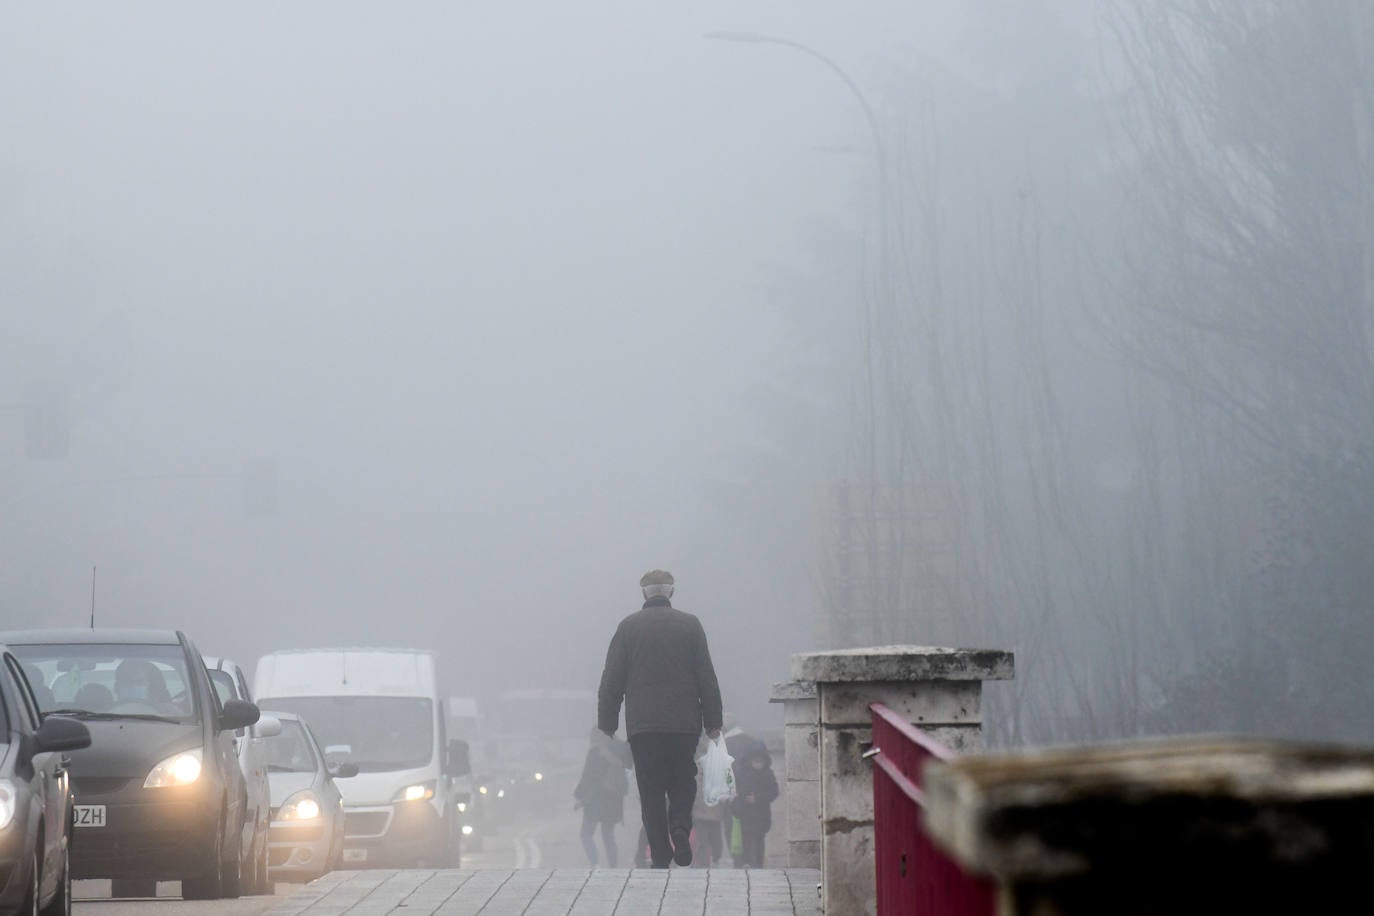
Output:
top-left (264, 868), bottom-right (823, 915)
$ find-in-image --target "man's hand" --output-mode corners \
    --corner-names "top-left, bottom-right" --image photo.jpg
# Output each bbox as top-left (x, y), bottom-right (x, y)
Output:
top-left (708, 728), bottom-right (721, 740)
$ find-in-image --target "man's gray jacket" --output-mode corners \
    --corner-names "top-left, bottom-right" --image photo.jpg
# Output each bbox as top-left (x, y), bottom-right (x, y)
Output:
top-left (597, 597), bottom-right (724, 738)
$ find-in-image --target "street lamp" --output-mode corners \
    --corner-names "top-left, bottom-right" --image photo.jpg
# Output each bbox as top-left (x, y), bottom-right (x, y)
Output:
top-left (705, 29), bottom-right (889, 488)
top-left (703, 31), bottom-right (884, 168)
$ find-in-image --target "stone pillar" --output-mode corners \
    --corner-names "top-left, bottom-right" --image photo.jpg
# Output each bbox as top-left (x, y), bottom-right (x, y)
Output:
top-left (769, 680), bottom-right (820, 868)
top-left (793, 645), bottom-right (1014, 916)
top-left (921, 736), bottom-right (1374, 915)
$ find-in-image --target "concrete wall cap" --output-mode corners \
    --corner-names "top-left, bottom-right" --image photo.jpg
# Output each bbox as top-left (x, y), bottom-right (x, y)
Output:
top-left (770, 680), bottom-right (818, 702)
top-left (791, 645), bottom-right (1014, 683)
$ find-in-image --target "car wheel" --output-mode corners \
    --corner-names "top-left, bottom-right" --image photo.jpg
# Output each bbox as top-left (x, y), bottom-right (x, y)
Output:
top-left (249, 828), bottom-right (263, 894)
top-left (180, 820), bottom-right (224, 900)
top-left (22, 851), bottom-right (39, 916)
top-left (220, 817), bottom-right (243, 899)
top-left (38, 844), bottom-right (70, 916)
top-left (255, 823), bottom-right (273, 895)
top-left (110, 878), bottom-right (156, 899)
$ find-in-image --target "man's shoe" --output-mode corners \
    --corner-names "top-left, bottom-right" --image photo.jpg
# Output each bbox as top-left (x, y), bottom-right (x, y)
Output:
top-left (671, 828), bottom-right (693, 867)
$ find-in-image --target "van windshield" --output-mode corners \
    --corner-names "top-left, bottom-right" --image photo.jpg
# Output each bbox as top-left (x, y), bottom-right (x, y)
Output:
top-left (259, 696), bottom-right (433, 772)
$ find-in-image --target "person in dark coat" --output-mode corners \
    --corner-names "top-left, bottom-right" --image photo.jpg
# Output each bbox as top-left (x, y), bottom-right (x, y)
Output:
top-left (598, 569), bottom-right (724, 868)
top-left (573, 727), bottom-right (631, 867)
top-left (731, 743), bottom-right (778, 868)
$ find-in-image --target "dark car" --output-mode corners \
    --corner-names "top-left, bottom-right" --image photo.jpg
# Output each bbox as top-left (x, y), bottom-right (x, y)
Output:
top-left (2, 629), bottom-right (259, 901)
top-left (0, 644), bottom-right (91, 915)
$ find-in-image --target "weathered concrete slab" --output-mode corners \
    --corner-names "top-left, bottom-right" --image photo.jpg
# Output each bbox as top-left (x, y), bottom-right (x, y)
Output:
top-left (793, 645), bottom-right (1013, 683)
top-left (819, 680), bottom-right (982, 726)
top-left (265, 868), bottom-right (822, 915)
top-left (924, 736), bottom-right (1374, 887)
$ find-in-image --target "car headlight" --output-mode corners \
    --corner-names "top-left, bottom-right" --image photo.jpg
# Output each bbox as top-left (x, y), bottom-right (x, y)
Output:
top-left (496, 788), bottom-right (505, 799)
top-left (394, 781), bottom-right (434, 803)
top-left (457, 801), bottom-right (467, 813)
top-left (277, 792), bottom-right (322, 821)
top-left (0, 780), bottom-right (15, 830)
top-left (145, 749), bottom-right (203, 788)
top-left (534, 772), bottom-right (543, 782)
top-left (461, 824), bottom-right (473, 835)
top-left (478, 785), bottom-right (488, 795)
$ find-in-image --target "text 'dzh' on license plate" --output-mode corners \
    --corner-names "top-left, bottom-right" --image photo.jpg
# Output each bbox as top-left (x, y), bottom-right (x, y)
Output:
top-left (74, 805), bottom-right (106, 828)
top-left (342, 848), bottom-right (368, 863)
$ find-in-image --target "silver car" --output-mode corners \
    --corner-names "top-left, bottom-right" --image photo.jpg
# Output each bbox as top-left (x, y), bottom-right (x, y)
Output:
top-left (204, 655), bottom-right (282, 896)
top-left (262, 712), bottom-right (353, 882)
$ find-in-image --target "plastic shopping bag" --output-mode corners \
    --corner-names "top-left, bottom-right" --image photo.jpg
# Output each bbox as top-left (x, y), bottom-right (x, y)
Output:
top-left (700, 736), bottom-right (736, 806)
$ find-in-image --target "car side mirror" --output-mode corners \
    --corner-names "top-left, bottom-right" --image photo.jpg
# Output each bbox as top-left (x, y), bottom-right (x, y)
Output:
top-left (330, 762), bottom-right (359, 779)
top-left (446, 739), bottom-right (471, 776)
top-left (256, 715), bottom-right (282, 738)
top-left (35, 715), bottom-right (92, 754)
top-left (219, 699), bottom-right (260, 733)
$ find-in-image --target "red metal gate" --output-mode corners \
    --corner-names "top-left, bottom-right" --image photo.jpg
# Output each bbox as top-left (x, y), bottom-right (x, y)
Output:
top-left (869, 703), bottom-right (996, 915)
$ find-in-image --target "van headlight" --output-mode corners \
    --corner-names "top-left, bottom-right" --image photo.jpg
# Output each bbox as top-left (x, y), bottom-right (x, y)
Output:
top-left (0, 780), bottom-right (15, 830)
top-left (277, 792), bottom-right (321, 821)
top-left (145, 749), bottom-right (203, 788)
top-left (394, 781), bottom-right (435, 803)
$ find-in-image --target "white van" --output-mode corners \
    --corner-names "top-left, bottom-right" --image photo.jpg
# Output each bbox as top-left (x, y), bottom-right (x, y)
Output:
top-left (253, 648), bottom-right (470, 867)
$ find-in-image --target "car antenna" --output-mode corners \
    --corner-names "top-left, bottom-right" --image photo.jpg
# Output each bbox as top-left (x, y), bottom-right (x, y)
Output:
top-left (90, 565), bottom-right (97, 629)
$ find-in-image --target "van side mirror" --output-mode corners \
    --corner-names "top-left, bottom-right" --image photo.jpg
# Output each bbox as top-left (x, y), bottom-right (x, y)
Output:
top-left (445, 739), bottom-right (471, 776)
top-left (219, 699), bottom-right (260, 733)
top-left (329, 762), bottom-right (359, 779)
top-left (35, 715), bottom-right (92, 754)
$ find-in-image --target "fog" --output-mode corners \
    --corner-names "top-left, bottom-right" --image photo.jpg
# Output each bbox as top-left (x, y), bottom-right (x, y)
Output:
top-left (3, 2), bottom-right (1371, 747)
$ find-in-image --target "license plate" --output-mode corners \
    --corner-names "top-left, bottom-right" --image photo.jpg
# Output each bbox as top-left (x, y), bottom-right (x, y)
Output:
top-left (74, 805), bottom-right (106, 828)
top-left (342, 848), bottom-right (368, 863)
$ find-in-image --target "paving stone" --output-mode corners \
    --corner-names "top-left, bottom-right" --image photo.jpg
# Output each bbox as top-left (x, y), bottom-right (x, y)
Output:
top-left (271, 867), bottom-right (824, 914)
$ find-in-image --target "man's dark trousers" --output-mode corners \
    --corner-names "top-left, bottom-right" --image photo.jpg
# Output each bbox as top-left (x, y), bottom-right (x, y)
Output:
top-left (629, 732), bottom-right (698, 867)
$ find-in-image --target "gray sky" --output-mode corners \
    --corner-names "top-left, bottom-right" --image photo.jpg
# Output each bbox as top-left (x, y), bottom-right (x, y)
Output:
top-left (2, 1), bottom-right (1134, 738)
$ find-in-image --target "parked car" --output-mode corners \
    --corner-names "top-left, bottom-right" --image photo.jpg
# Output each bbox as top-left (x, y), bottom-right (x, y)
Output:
top-left (204, 656), bottom-right (282, 896)
top-left (260, 712), bottom-right (352, 883)
top-left (254, 648), bottom-right (470, 867)
top-left (3, 629), bottom-right (259, 900)
top-left (0, 644), bottom-right (91, 915)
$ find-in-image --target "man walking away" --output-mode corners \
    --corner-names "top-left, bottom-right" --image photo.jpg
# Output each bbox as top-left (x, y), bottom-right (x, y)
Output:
top-left (598, 569), bottom-right (724, 868)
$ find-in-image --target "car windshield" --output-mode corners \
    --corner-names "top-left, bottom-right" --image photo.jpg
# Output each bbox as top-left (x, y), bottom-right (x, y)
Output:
top-left (259, 696), bottom-right (432, 772)
top-left (264, 718), bottom-right (318, 773)
top-left (14, 643), bottom-right (198, 724)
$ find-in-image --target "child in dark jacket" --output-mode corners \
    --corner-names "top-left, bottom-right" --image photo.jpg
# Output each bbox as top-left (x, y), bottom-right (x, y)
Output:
top-left (731, 743), bottom-right (778, 868)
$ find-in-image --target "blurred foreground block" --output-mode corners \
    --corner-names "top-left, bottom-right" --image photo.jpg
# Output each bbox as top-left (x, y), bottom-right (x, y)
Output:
top-left (922, 737), bottom-right (1374, 915)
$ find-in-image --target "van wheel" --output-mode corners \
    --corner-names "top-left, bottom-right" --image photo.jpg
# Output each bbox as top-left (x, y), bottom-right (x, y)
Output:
top-left (443, 814), bottom-right (462, 867)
